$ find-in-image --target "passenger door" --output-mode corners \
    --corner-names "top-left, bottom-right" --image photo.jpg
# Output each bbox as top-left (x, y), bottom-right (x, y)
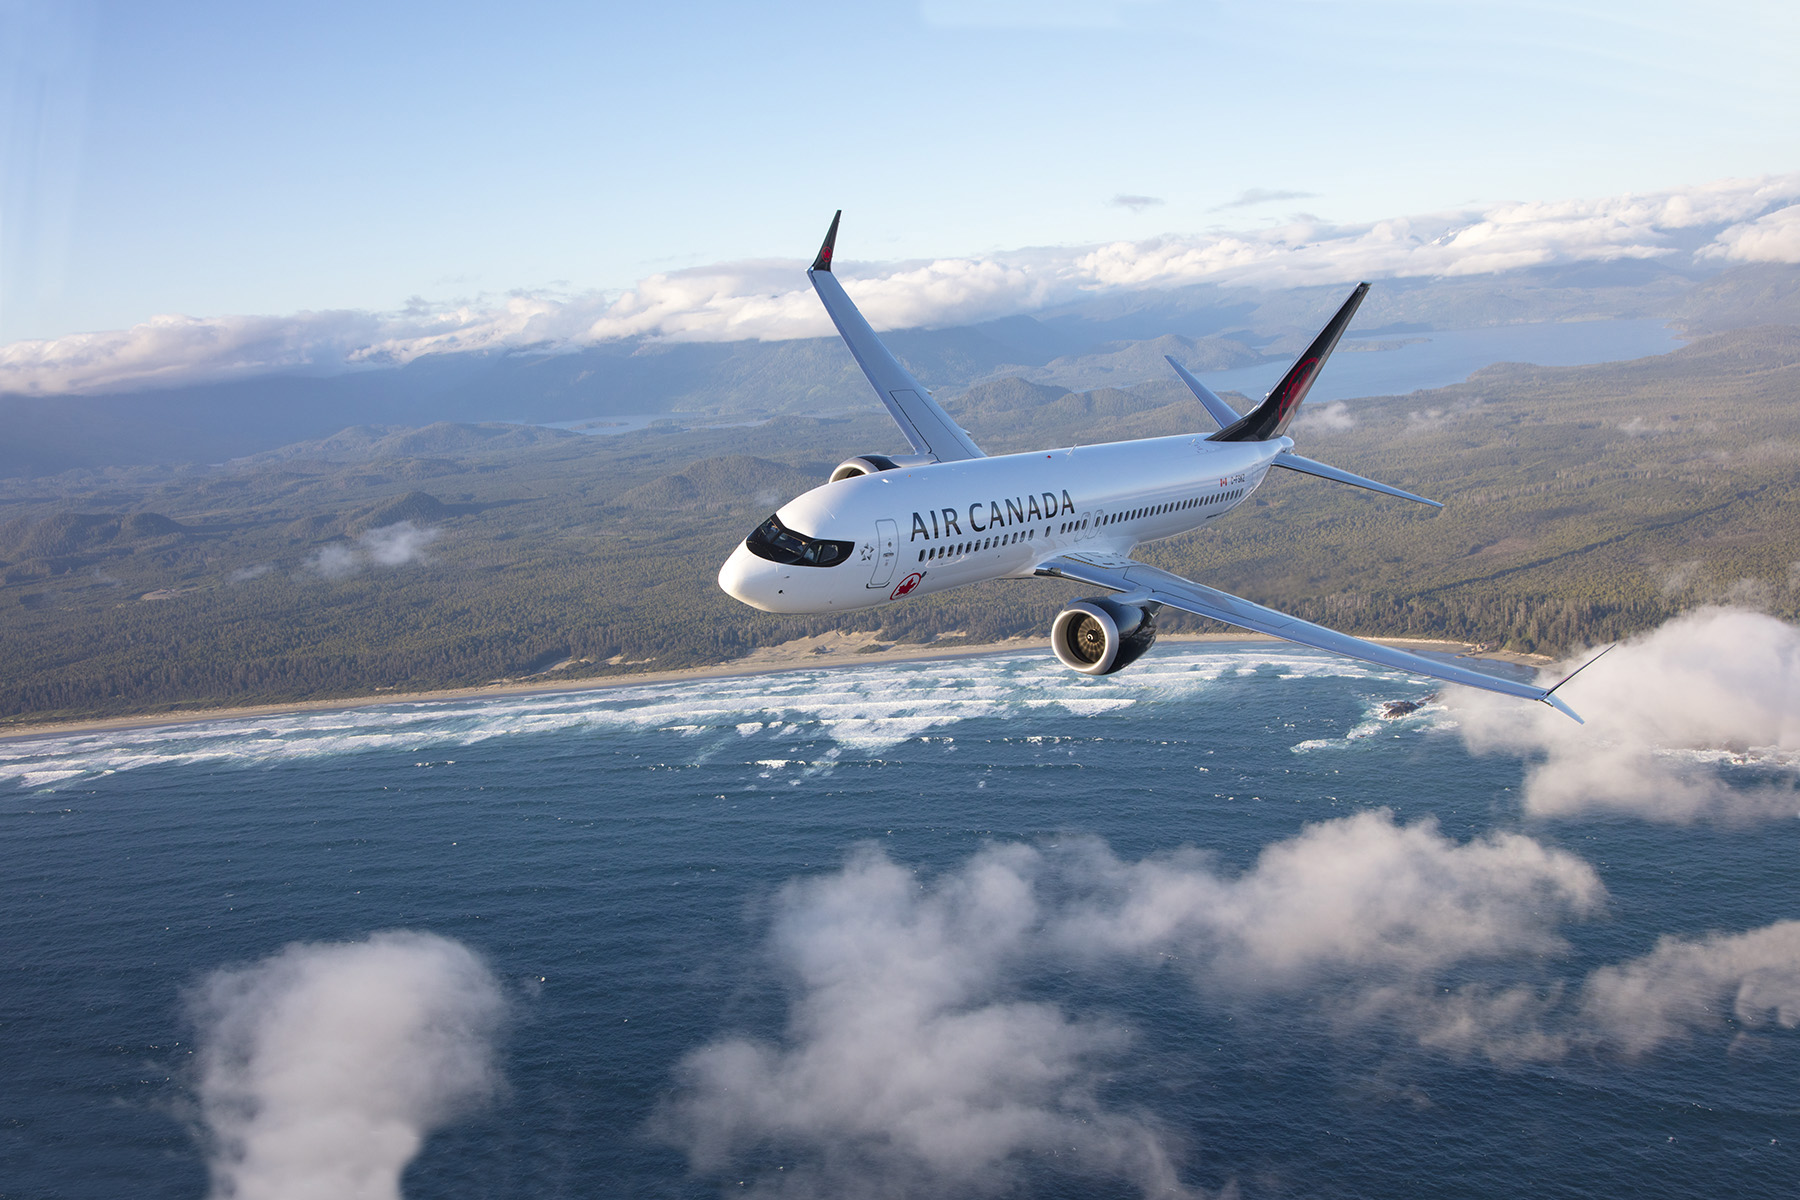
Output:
top-left (867, 519), bottom-right (899, 588)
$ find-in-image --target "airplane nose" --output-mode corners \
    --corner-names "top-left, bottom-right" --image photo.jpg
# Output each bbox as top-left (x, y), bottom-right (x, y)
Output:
top-left (718, 543), bottom-right (777, 611)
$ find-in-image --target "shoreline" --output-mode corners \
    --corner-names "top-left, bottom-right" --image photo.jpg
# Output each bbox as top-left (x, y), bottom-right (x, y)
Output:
top-left (0, 632), bottom-right (1549, 744)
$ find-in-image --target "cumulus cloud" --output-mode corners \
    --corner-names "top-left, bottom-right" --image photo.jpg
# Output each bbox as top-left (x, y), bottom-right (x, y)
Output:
top-left (655, 843), bottom-right (1191, 1199)
top-left (1292, 398), bottom-right (1355, 432)
top-left (1405, 917), bottom-right (1800, 1062)
top-left (5, 173), bottom-right (1798, 396)
top-left (1077, 173), bottom-right (1800, 289)
top-left (1210, 188), bottom-right (1319, 211)
top-left (1699, 203), bottom-right (1800, 265)
top-left (1450, 607), bottom-right (1800, 822)
top-left (658, 812), bottom-right (1604, 1193)
top-left (1049, 810), bottom-right (1604, 983)
top-left (1581, 921), bottom-right (1800, 1054)
top-left (188, 930), bottom-right (506, 1200)
top-left (665, 813), bottom-right (1800, 1190)
top-left (1111, 193), bottom-right (1165, 212)
top-left (308, 522), bottom-right (440, 580)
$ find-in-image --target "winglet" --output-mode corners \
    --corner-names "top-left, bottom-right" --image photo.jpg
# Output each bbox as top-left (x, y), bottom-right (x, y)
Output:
top-left (1538, 643), bottom-right (1615, 724)
top-left (810, 210), bottom-right (842, 273)
top-left (1543, 694), bottom-right (1585, 724)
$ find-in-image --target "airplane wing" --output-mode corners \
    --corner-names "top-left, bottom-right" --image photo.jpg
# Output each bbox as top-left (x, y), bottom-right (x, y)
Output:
top-left (807, 212), bottom-right (986, 463)
top-left (1036, 549), bottom-right (1583, 720)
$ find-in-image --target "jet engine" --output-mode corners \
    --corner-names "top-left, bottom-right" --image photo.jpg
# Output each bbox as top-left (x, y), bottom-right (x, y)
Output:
top-left (828, 453), bottom-right (934, 483)
top-left (1051, 598), bottom-right (1159, 676)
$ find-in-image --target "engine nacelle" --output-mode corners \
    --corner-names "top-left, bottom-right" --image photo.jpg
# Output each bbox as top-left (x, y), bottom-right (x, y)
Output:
top-left (1051, 598), bottom-right (1159, 676)
top-left (828, 453), bottom-right (934, 483)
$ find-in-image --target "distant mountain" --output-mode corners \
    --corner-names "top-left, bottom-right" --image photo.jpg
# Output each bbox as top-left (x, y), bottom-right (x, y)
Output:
top-left (4, 260), bottom-right (1791, 479)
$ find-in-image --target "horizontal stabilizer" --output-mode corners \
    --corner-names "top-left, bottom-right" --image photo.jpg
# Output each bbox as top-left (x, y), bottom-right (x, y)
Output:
top-left (1164, 356), bottom-right (1242, 430)
top-left (1272, 451), bottom-right (1442, 508)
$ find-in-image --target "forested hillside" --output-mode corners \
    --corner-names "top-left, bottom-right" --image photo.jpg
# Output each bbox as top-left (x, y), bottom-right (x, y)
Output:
top-left (3, 324), bottom-right (1798, 726)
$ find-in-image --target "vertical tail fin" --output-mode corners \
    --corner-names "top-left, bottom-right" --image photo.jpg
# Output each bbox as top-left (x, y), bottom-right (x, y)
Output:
top-left (1209, 282), bottom-right (1369, 442)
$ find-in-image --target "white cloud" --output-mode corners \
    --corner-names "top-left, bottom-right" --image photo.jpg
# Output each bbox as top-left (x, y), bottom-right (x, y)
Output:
top-left (5, 173), bottom-right (1798, 395)
top-left (1404, 917), bottom-right (1800, 1062)
top-left (1049, 809), bottom-right (1603, 983)
top-left (1701, 203), bottom-right (1800, 265)
top-left (655, 843), bottom-right (1191, 1199)
top-left (1292, 398), bottom-right (1354, 432)
top-left (307, 521), bottom-right (440, 580)
top-left (658, 812), bottom-right (1602, 1193)
top-left (188, 930), bottom-right (505, 1200)
top-left (1450, 607), bottom-right (1800, 822)
top-left (665, 810), bottom-right (1800, 1188)
top-left (1581, 921), bottom-right (1800, 1054)
top-left (1111, 193), bottom-right (1166, 212)
top-left (1210, 187), bottom-right (1319, 211)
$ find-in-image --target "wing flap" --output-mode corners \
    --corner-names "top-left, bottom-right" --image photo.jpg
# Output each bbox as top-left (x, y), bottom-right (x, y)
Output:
top-left (1039, 551), bottom-right (1574, 714)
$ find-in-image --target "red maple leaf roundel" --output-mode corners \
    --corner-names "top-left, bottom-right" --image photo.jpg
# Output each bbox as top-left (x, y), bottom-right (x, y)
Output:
top-left (890, 572), bottom-right (923, 599)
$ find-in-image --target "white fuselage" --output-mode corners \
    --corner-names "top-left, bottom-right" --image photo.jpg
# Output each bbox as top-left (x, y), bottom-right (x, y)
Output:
top-left (719, 432), bottom-right (1287, 613)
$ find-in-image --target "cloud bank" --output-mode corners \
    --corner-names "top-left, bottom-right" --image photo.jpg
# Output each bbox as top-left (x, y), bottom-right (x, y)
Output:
top-left (657, 811), bottom-right (1606, 1195)
top-left (188, 930), bottom-right (506, 1200)
top-left (6, 174), bottom-right (1798, 396)
top-left (1450, 607), bottom-right (1800, 822)
top-left (663, 817), bottom-right (1800, 1192)
top-left (1699, 203), bottom-right (1800, 265)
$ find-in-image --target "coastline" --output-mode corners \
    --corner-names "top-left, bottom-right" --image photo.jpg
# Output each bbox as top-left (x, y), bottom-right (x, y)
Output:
top-left (0, 631), bottom-right (1550, 744)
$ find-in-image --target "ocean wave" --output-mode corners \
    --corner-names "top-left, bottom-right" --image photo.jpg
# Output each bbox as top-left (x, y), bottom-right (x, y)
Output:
top-left (2, 645), bottom-right (1426, 793)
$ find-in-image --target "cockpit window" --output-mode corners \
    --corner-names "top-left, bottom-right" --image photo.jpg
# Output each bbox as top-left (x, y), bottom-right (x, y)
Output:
top-left (745, 514), bottom-right (856, 567)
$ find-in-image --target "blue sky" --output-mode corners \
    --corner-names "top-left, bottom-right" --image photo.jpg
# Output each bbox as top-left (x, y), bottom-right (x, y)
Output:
top-left (3, 0), bottom-right (1796, 347)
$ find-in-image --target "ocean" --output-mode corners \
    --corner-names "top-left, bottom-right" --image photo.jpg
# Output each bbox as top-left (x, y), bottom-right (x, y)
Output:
top-left (1197, 318), bottom-right (1684, 407)
top-left (541, 319), bottom-right (1685, 437)
top-left (3, 642), bottom-right (1794, 1198)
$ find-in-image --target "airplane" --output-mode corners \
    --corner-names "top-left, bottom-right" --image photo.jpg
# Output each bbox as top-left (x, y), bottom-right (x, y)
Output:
top-left (718, 212), bottom-right (1596, 721)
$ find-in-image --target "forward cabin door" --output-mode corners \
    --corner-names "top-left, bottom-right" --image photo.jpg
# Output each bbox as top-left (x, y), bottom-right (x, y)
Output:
top-left (868, 519), bottom-right (899, 588)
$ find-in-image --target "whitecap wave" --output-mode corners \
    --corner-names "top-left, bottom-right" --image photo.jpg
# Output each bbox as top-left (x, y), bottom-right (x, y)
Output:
top-left (1, 645), bottom-right (1423, 792)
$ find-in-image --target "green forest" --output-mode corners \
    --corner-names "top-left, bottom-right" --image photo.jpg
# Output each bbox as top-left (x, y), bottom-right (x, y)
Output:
top-left (3, 323), bottom-right (1798, 727)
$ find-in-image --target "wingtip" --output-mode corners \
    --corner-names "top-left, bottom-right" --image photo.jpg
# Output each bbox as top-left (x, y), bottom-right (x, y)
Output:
top-left (810, 210), bottom-right (842, 273)
top-left (1543, 694), bottom-right (1584, 724)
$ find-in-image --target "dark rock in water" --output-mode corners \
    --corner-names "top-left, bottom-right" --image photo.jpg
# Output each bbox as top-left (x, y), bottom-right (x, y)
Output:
top-left (1380, 693), bottom-right (1438, 720)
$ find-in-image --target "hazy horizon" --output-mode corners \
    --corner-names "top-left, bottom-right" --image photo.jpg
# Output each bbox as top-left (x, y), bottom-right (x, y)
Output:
top-left (2, 172), bottom-right (1796, 398)
top-left (5, 1), bottom-right (1796, 352)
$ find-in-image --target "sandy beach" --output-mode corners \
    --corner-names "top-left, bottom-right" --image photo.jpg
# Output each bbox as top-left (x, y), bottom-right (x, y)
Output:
top-left (0, 630), bottom-right (1551, 743)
